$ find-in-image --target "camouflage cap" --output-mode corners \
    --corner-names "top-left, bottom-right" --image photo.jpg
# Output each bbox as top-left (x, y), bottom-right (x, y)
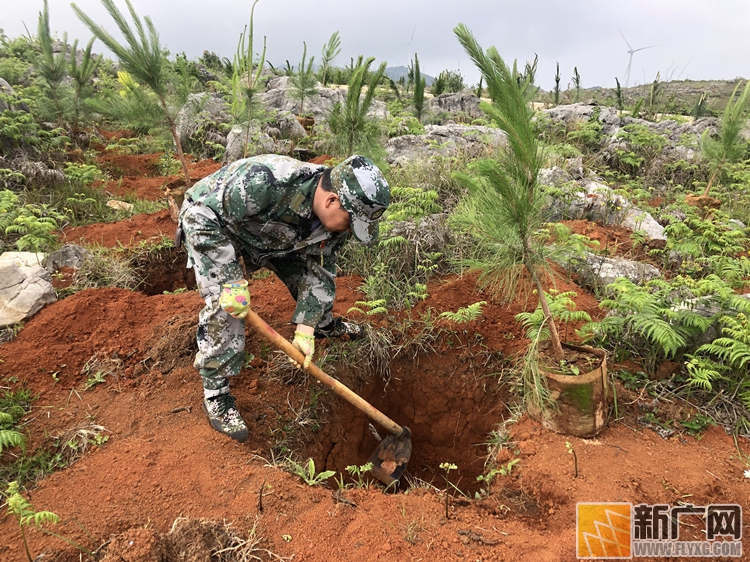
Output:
top-left (330, 155), bottom-right (390, 244)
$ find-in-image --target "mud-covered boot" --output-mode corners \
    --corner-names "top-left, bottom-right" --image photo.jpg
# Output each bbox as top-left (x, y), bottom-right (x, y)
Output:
top-left (314, 317), bottom-right (364, 340)
top-left (202, 393), bottom-right (249, 443)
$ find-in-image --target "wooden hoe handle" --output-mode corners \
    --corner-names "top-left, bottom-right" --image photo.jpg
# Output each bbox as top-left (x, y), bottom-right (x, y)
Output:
top-left (245, 309), bottom-right (405, 437)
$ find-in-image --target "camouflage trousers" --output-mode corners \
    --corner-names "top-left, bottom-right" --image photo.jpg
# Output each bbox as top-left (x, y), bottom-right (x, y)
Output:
top-left (181, 202), bottom-right (335, 395)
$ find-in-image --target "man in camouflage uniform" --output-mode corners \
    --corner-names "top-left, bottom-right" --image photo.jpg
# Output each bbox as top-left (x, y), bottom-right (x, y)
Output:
top-left (178, 154), bottom-right (390, 442)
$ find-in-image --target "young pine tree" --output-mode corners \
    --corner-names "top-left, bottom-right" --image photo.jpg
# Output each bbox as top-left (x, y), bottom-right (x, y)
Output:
top-left (35, 0), bottom-right (69, 126)
top-left (453, 23), bottom-right (564, 361)
top-left (412, 53), bottom-right (426, 121)
top-left (328, 56), bottom-right (386, 157)
top-left (232, 0), bottom-right (267, 158)
top-left (72, 0), bottom-right (192, 219)
top-left (69, 37), bottom-right (101, 135)
top-left (319, 31), bottom-right (341, 87)
top-left (289, 42), bottom-right (319, 116)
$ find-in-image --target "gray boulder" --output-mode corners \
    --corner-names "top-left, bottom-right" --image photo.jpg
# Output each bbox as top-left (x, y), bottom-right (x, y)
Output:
top-left (272, 111), bottom-right (308, 140)
top-left (0, 252), bottom-right (57, 328)
top-left (562, 251), bottom-right (661, 291)
top-left (428, 91), bottom-right (483, 120)
top-left (0, 78), bottom-right (30, 114)
top-left (258, 78), bottom-right (388, 121)
top-left (384, 213), bottom-right (453, 253)
top-left (175, 93), bottom-right (231, 148)
top-left (545, 178), bottom-right (665, 241)
top-left (386, 124), bottom-right (507, 166)
top-left (0, 78), bottom-right (15, 112)
top-left (542, 104), bottom-right (622, 136)
top-left (223, 123), bottom-right (276, 163)
top-left (538, 166), bottom-right (574, 189)
top-left (44, 244), bottom-right (90, 273)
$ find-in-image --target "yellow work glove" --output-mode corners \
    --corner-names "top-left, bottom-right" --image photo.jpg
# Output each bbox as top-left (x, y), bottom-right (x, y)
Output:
top-left (219, 279), bottom-right (250, 319)
top-left (290, 330), bottom-right (315, 369)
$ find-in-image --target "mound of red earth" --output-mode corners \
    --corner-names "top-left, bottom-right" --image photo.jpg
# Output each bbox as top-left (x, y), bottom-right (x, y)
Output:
top-left (1, 269), bottom-right (748, 562)
top-left (3, 143), bottom-right (748, 561)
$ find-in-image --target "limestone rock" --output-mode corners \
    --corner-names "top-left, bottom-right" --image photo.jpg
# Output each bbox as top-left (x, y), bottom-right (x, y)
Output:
top-left (561, 251), bottom-right (661, 290)
top-left (0, 253), bottom-right (56, 328)
top-left (223, 123), bottom-right (276, 164)
top-left (258, 79), bottom-right (387, 121)
top-left (428, 91), bottom-right (483, 120)
top-left (175, 93), bottom-right (231, 148)
top-left (106, 200), bottom-right (135, 212)
top-left (44, 245), bottom-right (90, 273)
top-left (545, 178), bottom-right (665, 241)
top-left (386, 124), bottom-right (507, 166)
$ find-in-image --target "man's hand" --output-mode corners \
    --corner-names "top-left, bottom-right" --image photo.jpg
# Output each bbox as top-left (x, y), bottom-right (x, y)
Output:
top-left (290, 330), bottom-right (315, 369)
top-left (219, 279), bottom-right (250, 319)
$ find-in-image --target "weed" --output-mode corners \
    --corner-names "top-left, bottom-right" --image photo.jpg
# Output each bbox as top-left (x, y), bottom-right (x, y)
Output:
top-left (399, 503), bottom-right (427, 545)
top-left (285, 458), bottom-right (336, 486)
top-left (61, 245), bottom-right (138, 295)
top-left (566, 441), bottom-right (578, 478)
top-left (439, 461), bottom-right (458, 519)
top-left (680, 414), bottom-right (716, 437)
top-left (81, 351), bottom-right (123, 390)
top-left (345, 462), bottom-right (374, 489)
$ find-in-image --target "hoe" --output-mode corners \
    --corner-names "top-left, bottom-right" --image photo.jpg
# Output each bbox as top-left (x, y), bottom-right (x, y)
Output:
top-left (246, 309), bottom-right (412, 486)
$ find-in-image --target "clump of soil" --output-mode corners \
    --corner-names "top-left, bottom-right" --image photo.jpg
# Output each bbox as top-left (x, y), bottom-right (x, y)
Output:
top-left (101, 518), bottom-right (265, 562)
top-left (139, 314), bottom-right (198, 375)
top-left (62, 209), bottom-right (176, 248)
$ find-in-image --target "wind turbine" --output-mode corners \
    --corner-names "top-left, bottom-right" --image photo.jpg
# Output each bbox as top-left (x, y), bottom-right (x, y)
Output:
top-left (406, 25), bottom-right (416, 65)
top-left (620, 30), bottom-right (657, 88)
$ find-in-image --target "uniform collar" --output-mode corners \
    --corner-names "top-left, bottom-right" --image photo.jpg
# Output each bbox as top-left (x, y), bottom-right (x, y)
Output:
top-left (288, 173), bottom-right (320, 220)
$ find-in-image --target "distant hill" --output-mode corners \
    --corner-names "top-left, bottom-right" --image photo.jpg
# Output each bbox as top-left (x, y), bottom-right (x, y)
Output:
top-left (385, 66), bottom-right (434, 87)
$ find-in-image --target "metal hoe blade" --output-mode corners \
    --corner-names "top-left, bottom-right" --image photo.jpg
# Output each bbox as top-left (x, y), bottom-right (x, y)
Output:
top-left (368, 426), bottom-right (412, 486)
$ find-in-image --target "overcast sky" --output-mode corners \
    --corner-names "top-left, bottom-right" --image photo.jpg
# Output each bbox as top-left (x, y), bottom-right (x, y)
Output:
top-left (1, 0), bottom-right (748, 90)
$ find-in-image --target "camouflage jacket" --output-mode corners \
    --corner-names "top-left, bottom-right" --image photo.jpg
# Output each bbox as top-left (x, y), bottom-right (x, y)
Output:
top-left (182, 155), bottom-right (348, 326)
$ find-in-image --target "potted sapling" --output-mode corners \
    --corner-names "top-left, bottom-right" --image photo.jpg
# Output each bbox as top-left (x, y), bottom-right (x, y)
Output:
top-left (453, 24), bottom-right (608, 437)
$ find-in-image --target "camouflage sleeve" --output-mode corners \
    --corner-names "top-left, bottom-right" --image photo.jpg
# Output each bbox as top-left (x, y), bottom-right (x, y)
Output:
top-left (291, 236), bottom-right (346, 326)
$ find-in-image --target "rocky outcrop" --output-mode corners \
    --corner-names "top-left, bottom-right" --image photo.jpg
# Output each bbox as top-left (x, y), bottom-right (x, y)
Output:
top-left (0, 252), bottom-right (57, 328)
top-left (542, 175), bottom-right (665, 242)
top-left (257, 77), bottom-right (387, 121)
top-left (427, 91), bottom-right (484, 120)
top-left (560, 251), bottom-right (661, 291)
top-left (386, 124), bottom-right (507, 165)
top-left (540, 103), bottom-right (720, 163)
top-left (175, 93), bottom-right (231, 148)
top-left (223, 123), bottom-right (276, 163)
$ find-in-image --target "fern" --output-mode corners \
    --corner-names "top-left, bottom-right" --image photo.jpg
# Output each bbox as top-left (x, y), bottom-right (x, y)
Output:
top-left (5, 481), bottom-right (60, 562)
top-left (687, 313), bottom-right (750, 411)
top-left (439, 301), bottom-right (487, 324)
top-left (385, 186), bottom-right (441, 223)
top-left (584, 276), bottom-right (743, 372)
top-left (516, 290), bottom-right (590, 340)
top-left (0, 189), bottom-right (20, 232)
top-left (5, 203), bottom-right (67, 253)
top-left (0, 429), bottom-right (26, 453)
top-left (348, 299), bottom-right (388, 316)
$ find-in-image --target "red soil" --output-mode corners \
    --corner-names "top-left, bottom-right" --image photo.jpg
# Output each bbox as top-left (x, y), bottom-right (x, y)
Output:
top-left (1, 271), bottom-right (747, 562)
top-left (62, 209), bottom-right (175, 248)
top-left (1, 153), bottom-right (748, 562)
